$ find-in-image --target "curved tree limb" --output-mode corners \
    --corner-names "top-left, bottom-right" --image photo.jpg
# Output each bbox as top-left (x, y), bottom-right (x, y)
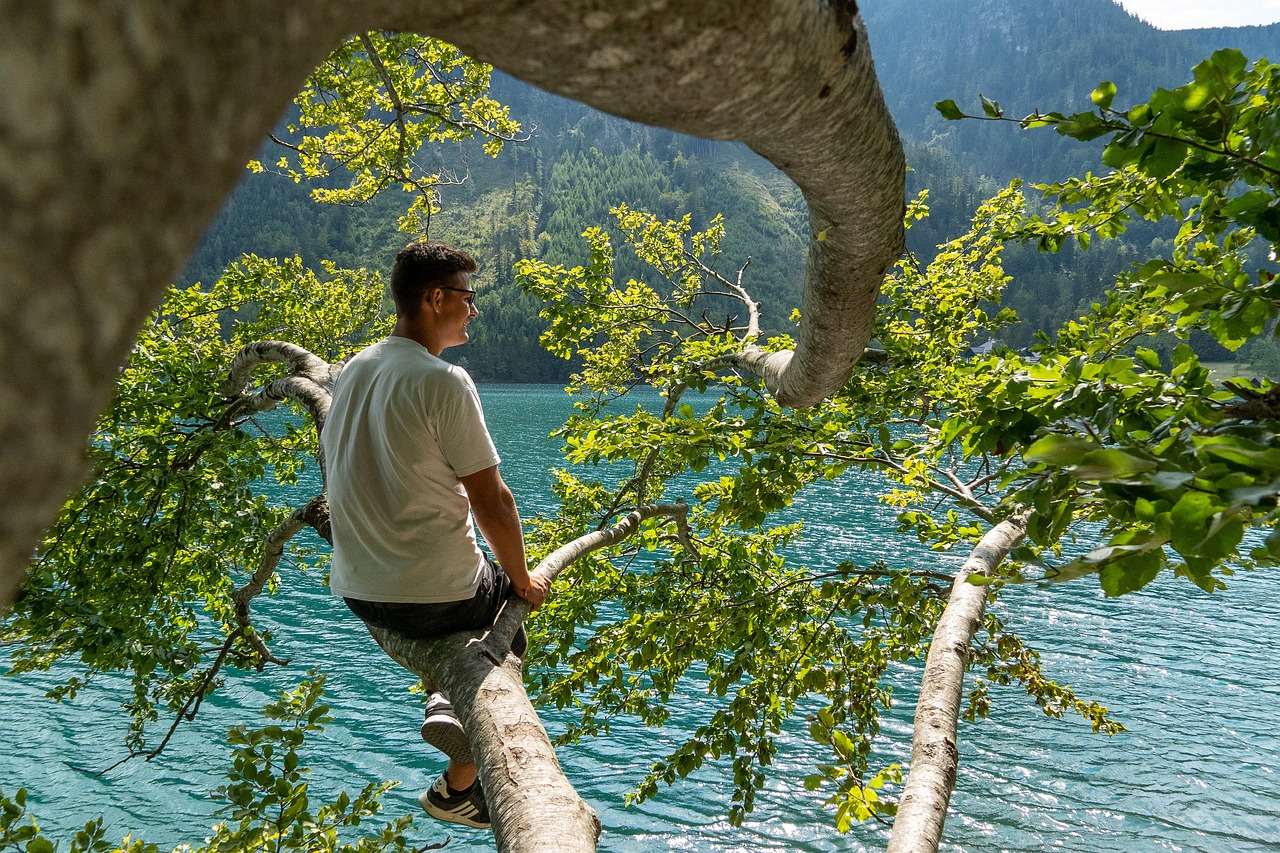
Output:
top-left (220, 340), bottom-right (343, 428)
top-left (222, 340), bottom-right (339, 394)
top-left (217, 343), bottom-right (345, 473)
top-left (375, 1), bottom-right (905, 406)
top-left (887, 515), bottom-right (1028, 853)
top-left (2, 0), bottom-right (902, 607)
top-left (219, 375), bottom-right (335, 429)
top-left (231, 493), bottom-right (331, 667)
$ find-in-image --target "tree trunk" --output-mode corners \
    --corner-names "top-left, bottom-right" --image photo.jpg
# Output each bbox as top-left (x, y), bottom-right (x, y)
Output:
top-left (887, 517), bottom-right (1028, 853)
top-left (0, 0), bottom-right (902, 609)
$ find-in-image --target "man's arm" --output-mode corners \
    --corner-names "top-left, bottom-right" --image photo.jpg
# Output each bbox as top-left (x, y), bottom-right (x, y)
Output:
top-left (459, 464), bottom-right (551, 609)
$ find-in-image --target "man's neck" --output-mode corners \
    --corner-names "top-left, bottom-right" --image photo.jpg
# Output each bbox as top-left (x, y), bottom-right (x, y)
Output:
top-left (391, 319), bottom-right (444, 356)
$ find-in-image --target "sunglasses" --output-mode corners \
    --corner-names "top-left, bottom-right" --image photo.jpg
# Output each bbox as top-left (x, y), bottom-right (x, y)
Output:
top-left (438, 285), bottom-right (477, 307)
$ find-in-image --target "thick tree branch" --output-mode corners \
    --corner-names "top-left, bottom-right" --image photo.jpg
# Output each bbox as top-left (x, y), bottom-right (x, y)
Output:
top-left (223, 341), bottom-right (338, 394)
top-left (365, 503), bottom-right (687, 852)
top-left (887, 515), bottom-right (1028, 853)
top-left (217, 343), bottom-right (344, 470)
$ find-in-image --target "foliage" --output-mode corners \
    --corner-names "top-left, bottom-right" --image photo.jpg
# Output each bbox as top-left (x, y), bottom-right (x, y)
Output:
top-left (0, 675), bottom-right (421, 853)
top-left (249, 31), bottom-right (521, 234)
top-left (515, 200), bottom-right (1119, 829)
top-left (188, 4), bottom-right (1280, 379)
top-left (2, 256), bottom-right (389, 756)
top-left (12, 24), bottom-right (1279, 849)
top-left (206, 674), bottom-right (419, 853)
top-left (937, 49), bottom-right (1280, 594)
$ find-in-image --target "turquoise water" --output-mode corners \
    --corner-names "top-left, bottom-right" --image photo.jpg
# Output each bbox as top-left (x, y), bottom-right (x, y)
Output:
top-left (3, 384), bottom-right (1279, 851)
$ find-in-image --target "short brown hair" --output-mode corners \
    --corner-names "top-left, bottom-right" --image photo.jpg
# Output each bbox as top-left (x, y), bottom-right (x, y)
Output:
top-left (390, 241), bottom-right (477, 318)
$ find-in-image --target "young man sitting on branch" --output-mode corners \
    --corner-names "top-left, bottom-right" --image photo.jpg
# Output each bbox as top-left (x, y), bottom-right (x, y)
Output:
top-left (322, 241), bottom-right (552, 829)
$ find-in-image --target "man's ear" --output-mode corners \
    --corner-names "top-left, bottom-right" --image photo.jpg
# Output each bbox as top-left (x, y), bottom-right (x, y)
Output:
top-left (423, 285), bottom-right (443, 314)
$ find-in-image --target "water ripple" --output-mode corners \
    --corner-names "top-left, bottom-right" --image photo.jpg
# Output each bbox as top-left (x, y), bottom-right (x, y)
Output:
top-left (3, 386), bottom-right (1279, 852)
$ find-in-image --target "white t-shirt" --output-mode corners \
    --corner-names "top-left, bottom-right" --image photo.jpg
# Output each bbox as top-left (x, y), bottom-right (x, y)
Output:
top-left (322, 336), bottom-right (501, 602)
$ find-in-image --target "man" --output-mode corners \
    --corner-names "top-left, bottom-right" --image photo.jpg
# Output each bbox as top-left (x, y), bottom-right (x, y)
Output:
top-left (322, 241), bottom-right (551, 830)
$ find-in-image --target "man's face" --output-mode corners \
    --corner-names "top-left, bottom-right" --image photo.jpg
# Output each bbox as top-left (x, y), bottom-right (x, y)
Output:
top-left (434, 270), bottom-right (478, 351)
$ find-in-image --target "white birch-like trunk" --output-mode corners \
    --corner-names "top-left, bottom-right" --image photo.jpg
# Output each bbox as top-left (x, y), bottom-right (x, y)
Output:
top-left (886, 517), bottom-right (1028, 853)
top-left (0, 0), bottom-right (902, 608)
top-left (366, 625), bottom-right (599, 853)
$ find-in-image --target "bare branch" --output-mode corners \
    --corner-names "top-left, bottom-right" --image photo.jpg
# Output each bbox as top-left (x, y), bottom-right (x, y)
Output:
top-left (358, 32), bottom-right (410, 171)
top-left (231, 494), bottom-right (330, 668)
top-left (888, 514), bottom-right (1028, 853)
top-left (730, 257), bottom-right (760, 341)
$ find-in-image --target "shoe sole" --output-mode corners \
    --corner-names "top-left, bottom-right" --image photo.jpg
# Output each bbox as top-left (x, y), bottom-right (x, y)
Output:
top-left (418, 788), bottom-right (491, 829)
top-left (421, 714), bottom-right (474, 764)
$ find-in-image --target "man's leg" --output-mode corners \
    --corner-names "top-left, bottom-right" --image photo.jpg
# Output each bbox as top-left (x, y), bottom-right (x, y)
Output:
top-left (342, 557), bottom-right (522, 828)
top-left (420, 555), bottom-right (524, 779)
top-left (422, 690), bottom-right (476, 771)
top-left (342, 596), bottom-right (486, 826)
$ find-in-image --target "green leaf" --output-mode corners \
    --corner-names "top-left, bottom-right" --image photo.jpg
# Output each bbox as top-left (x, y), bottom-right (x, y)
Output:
top-left (935, 99), bottom-right (964, 121)
top-left (1090, 81), bottom-right (1117, 110)
top-left (1134, 347), bottom-right (1162, 370)
top-left (1024, 434), bottom-right (1099, 466)
top-left (1098, 548), bottom-right (1161, 597)
top-left (1147, 271), bottom-right (1216, 294)
top-left (1140, 137), bottom-right (1188, 178)
top-left (1069, 448), bottom-right (1157, 481)
top-left (1170, 491), bottom-right (1216, 554)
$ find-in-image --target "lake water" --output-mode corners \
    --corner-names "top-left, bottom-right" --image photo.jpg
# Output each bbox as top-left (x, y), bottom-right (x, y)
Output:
top-left (3, 384), bottom-right (1278, 852)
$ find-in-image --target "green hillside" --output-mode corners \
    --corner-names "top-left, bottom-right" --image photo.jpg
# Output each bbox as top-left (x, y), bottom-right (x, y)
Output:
top-left (183, 0), bottom-right (1280, 381)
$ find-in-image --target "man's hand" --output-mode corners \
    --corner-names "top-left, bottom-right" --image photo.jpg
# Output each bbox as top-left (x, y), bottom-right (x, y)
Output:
top-left (517, 570), bottom-right (551, 611)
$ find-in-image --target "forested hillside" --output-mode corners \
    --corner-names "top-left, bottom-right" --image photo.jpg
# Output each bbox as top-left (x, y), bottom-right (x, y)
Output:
top-left (183, 0), bottom-right (1280, 381)
top-left (863, 0), bottom-right (1280, 182)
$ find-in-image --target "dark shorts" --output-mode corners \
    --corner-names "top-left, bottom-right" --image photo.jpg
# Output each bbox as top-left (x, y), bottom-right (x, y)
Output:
top-left (343, 555), bottom-right (528, 658)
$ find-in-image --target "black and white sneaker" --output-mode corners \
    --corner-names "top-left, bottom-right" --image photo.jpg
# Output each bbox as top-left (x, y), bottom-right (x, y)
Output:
top-left (419, 773), bottom-right (491, 829)
top-left (421, 691), bottom-right (474, 764)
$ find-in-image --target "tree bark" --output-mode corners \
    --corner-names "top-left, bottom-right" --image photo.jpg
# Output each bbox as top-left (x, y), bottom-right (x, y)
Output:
top-left (367, 624), bottom-right (601, 853)
top-left (364, 505), bottom-right (684, 852)
top-left (0, 0), bottom-right (902, 609)
top-left (887, 516), bottom-right (1027, 853)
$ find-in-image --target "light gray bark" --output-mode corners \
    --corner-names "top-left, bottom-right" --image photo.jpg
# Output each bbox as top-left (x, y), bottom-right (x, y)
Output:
top-left (0, 0), bottom-right (902, 610)
top-left (367, 623), bottom-right (601, 853)
top-left (886, 517), bottom-right (1028, 853)
top-left (366, 505), bottom-right (686, 853)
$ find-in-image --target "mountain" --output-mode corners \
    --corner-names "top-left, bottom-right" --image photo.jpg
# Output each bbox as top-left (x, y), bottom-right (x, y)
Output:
top-left (862, 0), bottom-right (1278, 183)
top-left (184, 0), bottom-right (1280, 380)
